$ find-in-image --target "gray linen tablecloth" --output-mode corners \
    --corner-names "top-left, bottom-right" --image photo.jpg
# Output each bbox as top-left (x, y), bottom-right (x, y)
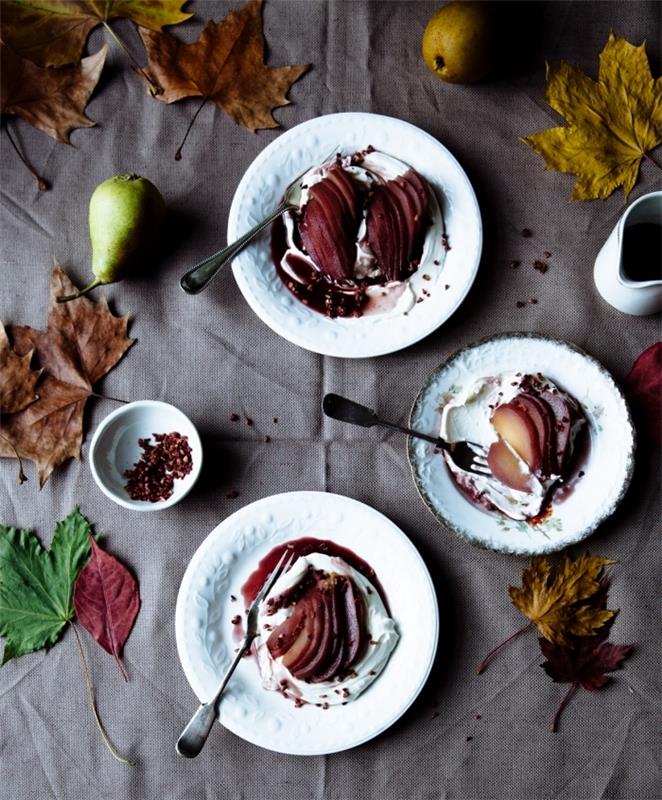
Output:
top-left (1, 2), bottom-right (660, 798)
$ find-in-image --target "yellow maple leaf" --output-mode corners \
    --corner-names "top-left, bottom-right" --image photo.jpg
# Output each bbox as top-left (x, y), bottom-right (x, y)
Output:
top-left (521, 32), bottom-right (662, 201)
top-left (509, 554), bottom-right (616, 646)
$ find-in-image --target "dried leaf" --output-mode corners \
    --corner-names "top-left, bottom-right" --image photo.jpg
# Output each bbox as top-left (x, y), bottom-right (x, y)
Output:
top-left (625, 342), bottom-right (662, 446)
top-left (0, 508), bottom-right (92, 663)
top-left (509, 554), bottom-right (616, 646)
top-left (74, 537), bottom-right (140, 680)
top-left (0, 0), bottom-right (191, 67)
top-left (139, 0), bottom-right (310, 139)
top-left (0, 263), bottom-right (134, 486)
top-left (521, 32), bottom-right (662, 200)
top-left (1, 43), bottom-right (107, 144)
top-left (0, 323), bottom-right (41, 413)
top-left (539, 635), bottom-right (633, 692)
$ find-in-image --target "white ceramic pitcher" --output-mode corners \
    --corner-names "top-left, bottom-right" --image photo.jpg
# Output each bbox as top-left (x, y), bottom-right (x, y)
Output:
top-left (594, 190), bottom-right (662, 316)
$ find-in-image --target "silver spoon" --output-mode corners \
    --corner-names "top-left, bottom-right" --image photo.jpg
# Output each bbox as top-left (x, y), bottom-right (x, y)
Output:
top-left (175, 548), bottom-right (294, 758)
top-left (180, 146), bottom-right (339, 294)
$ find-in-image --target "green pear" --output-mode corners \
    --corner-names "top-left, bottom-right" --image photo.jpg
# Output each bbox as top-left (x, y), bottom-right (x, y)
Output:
top-left (57, 174), bottom-right (165, 303)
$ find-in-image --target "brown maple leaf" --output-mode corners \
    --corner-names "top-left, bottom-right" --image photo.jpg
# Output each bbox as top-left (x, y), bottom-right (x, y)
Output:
top-left (138, 0), bottom-right (310, 156)
top-left (0, 324), bottom-right (41, 414)
top-left (509, 554), bottom-right (616, 647)
top-left (1, 43), bottom-right (107, 144)
top-left (0, 0), bottom-right (192, 67)
top-left (539, 625), bottom-right (633, 732)
top-left (0, 264), bottom-right (134, 486)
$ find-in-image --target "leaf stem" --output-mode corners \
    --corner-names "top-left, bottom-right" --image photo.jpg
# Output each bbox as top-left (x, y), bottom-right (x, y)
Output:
top-left (643, 151), bottom-right (662, 171)
top-left (550, 682), bottom-right (578, 733)
top-left (175, 95), bottom-right (209, 161)
top-left (87, 391), bottom-right (128, 405)
top-left (0, 432), bottom-right (27, 484)
top-left (70, 621), bottom-right (135, 765)
top-left (102, 21), bottom-right (162, 96)
top-left (476, 621), bottom-right (534, 675)
top-left (2, 121), bottom-right (48, 191)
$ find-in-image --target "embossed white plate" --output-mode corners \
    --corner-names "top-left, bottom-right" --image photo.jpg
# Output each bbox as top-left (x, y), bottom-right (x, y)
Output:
top-left (227, 112), bottom-right (482, 358)
top-left (175, 491), bottom-right (438, 755)
top-left (408, 333), bottom-right (635, 556)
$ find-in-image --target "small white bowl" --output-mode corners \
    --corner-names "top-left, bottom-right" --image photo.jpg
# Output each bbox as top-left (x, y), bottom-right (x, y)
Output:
top-left (89, 400), bottom-right (203, 511)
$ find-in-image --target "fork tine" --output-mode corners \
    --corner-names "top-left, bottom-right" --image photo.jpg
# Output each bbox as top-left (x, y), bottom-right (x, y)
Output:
top-left (467, 442), bottom-right (488, 457)
top-left (251, 548), bottom-right (294, 609)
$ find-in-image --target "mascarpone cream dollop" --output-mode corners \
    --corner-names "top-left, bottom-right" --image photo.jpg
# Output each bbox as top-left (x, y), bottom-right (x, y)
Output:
top-left (440, 373), bottom-right (585, 520)
top-left (255, 553), bottom-right (399, 706)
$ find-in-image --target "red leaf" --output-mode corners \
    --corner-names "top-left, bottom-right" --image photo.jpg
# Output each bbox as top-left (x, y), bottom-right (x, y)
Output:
top-left (73, 537), bottom-right (140, 680)
top-left (539, 636), bottom-right (633, 691)
top-left (625, 342), bottom-right (662, 446)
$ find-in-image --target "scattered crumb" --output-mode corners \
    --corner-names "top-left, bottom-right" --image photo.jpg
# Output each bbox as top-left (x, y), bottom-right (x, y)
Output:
top-left (422, 274), bottom-right (431, 281)
top-left (543, 250), bottom-right (552, 258)
top-left (516, 301), bottom-right (526, 308)
top-left (444, 284), bottom-right (450, 290)
top-left (521, 228), bottom-right (532, 238)
top-left (433, 259), bottom-right (440, 266)
top-left (431, 711), bottom-right (439, 720)
top-left (529, 298), bottom-right (538, 305)
top-left (273, 417), bottom-right (278, 424)
top-left (226, 489), bottom-right (240, 499)
top-left (533, 259), bottom-right (548, 274)
top-left (263, 435), bottom-right (271, 443)
top-left (578, 470), bottom-right (585, 477)
top-left (466, 736), bottom-right (473, 742)
top-left (511, 260), bottom-right (520, 269)
top-left (231, 615), bottom-right (241, 625)
top-left (230, 594), bottom-right (237, 602)
top-left (245, 416), bottom-right (253, 426)
top-left (230, 413), bottom-right (240, 422)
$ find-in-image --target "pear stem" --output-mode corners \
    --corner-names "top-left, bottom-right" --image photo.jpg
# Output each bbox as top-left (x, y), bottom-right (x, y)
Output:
top-left (56, 278), bottom-right (103, 304)
top-left (102, 22), bottom-right (162, 96)
top-left (175, 95), bottom-right (209, 161)
top-left (2, 121), bottom-right (48, 191)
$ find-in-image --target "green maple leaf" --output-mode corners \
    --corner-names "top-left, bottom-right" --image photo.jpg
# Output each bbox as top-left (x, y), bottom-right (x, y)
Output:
top-left (0, 507), bottom-right (92, 664)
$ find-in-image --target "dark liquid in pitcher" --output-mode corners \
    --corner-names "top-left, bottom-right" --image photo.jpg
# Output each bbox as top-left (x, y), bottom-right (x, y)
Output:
top-left (622, 222), bottom-right (662, 282)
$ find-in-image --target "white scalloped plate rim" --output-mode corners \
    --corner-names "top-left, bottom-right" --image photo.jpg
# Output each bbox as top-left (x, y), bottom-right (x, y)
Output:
top-left (407, 333), bottom-right (636, 556)
top-left (227, 112), bottom-right (482, 358)
top-left (175, 491), bottom-right (439, 755)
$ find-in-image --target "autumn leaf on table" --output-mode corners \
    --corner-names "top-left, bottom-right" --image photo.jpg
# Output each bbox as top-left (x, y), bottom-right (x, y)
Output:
top-left (138, 0), bottom-right (310, 158)
top-left (521, 32), bottom-right (662, 201)
top-left (539, 629), bottom-right (633, 732)
top-left (74, 537), bottom-right (140, 681)
top-left (0, 264), bottom-right (134, 486)
top-left (0, 507), bottom-right (138, 763)
top-left (0, 43), bottom-right (107, 188)
top-left (0, 323), bottom-right (40, 414)
top-left (0, 0), bottom-right (192, 67)
top-left (509, 554), bottom-right (616, 646)
top-left (625, 342), bottom-right (662, 446)
top-left (0, 508), bottom-right (92, 664)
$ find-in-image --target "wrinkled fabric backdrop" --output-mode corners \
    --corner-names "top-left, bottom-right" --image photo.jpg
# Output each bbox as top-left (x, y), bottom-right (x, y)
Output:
top-left (1, 2), bottom-right (660, 799)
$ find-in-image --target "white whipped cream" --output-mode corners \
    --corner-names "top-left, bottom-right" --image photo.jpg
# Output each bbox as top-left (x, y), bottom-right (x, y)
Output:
top-left (440, 373), bottom-right (570, 520)
top-left (255, 553), bottom-right (399, 706)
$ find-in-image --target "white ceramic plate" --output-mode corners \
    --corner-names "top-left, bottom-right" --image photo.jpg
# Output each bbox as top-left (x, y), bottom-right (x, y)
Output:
top-left (408, 334), bottom-right (636, 556)
top-left (175, 491), bottom-right (438, 755)
top-left (227, 112), bottom-right (482, 358)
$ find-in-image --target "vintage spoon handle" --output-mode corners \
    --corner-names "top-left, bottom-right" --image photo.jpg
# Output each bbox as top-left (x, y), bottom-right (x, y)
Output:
top-left (180, 201), bottom-right (292, 294)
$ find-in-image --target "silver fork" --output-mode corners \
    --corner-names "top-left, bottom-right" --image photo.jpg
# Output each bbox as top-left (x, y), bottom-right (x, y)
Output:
top-left (180, 146), bottom-right (340, 294)
top-left (176, 548), bottom-right (294, 758)
top-left (322, 393), bottom-right (491, 477)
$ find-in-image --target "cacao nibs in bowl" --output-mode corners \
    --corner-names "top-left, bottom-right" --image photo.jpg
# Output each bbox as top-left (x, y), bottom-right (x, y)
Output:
top-left (124, 431), bottom-right (193, 502)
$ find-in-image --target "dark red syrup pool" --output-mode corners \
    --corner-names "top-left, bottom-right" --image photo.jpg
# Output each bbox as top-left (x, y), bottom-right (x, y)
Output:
top-left (240, 537), bottom-right (389, 612)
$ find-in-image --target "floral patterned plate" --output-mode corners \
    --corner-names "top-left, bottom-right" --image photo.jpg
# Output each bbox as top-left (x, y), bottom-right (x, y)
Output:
top-left (227, 112), bottom-right (482, 358)
top-left (407, 333), bottom-right (636, 555)
top-left (175, 492), bottom-right (438, 755)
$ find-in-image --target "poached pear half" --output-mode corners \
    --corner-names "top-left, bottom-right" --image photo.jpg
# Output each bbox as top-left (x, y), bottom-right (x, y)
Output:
top-left (57, 174), bottom-right (165, 303)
